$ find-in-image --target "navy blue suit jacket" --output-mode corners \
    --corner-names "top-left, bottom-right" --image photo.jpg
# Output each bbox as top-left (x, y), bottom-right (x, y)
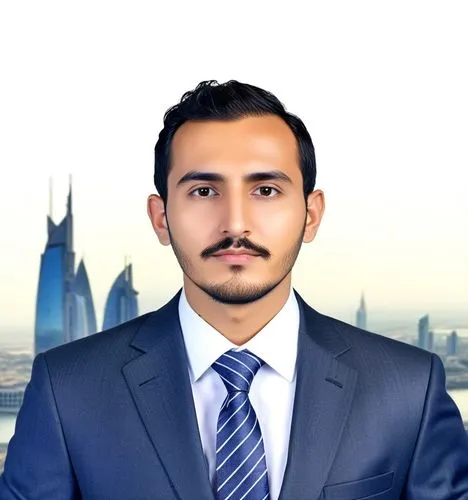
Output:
top-left (1, 289), bottom-right (468, 499)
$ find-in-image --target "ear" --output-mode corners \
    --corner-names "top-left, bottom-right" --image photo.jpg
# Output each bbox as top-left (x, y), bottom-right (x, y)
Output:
top-left (147, 194), bottom-right (171, 246)
top-left (303, 189), bottom-right (325, 243)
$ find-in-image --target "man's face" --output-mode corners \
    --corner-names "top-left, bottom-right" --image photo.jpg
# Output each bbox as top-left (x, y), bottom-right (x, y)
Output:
top-left (150, 114), bottom-right (323, 305)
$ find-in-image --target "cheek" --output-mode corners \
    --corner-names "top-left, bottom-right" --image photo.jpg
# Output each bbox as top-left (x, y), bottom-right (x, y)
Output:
top-left (257, 202), bottom-right (304, 238)
top-left (171, 208), bottom-right (213, 248)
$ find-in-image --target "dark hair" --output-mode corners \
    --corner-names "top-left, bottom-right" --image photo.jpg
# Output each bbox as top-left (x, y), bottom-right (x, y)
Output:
top-left (154, 80), bottom-right (316, 204)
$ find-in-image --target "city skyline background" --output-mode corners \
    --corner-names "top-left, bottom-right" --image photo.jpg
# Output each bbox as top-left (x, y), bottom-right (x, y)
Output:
top-left (1, 2), bottom-right (467, 345)
top-left (33, 180), bottom-right (139, 354)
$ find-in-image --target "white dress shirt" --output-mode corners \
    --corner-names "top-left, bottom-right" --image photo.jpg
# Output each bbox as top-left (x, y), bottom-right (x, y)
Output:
top-left (178, 287), bottom-right (299, 500)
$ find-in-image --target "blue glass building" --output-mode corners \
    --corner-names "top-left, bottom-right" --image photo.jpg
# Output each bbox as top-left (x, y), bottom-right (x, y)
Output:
top-left (71, 260), bottom-right (97, 340)
top-left (34, 182), bottom-right (97, 355)
top-left (102, 263), bottom-right (139, 331)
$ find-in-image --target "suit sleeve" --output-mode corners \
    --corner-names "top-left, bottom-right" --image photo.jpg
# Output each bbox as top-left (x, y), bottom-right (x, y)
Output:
top-left (0, 353), bottom-right (79, 499)
top-left (404, 353), bottom-right (468, 499)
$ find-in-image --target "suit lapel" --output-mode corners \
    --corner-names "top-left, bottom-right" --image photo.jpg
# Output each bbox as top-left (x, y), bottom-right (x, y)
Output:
top-left (121, 289), bottom-right (356, 500)
top-left (122, 291), bottom-right (214, 500)
top-left (279, 292), bottom-right (358, 500)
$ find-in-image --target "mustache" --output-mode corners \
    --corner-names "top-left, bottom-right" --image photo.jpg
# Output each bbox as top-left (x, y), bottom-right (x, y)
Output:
top-left (200, 237), bottom-right (271, 259)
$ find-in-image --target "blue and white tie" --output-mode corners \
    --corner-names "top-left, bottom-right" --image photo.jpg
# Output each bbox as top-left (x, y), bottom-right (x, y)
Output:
top-left (211, 349), bottom-right (270, 500)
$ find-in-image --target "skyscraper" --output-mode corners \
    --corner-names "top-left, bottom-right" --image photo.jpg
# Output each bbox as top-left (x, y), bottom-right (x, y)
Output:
top-left (418, 314), bottom-right (430, 351)
top-left (356, 292), bottom-right (367, 330)
top-left (71, 260), bottom-right (97, 341)
top-left (447, 330), bottom-right (459, 356)
top-left (34, 180), bottom-right (96, 355)
top-left (102, 263), bottom-right (139, 331)
top-left (427, 330), bottom-right (435, 353)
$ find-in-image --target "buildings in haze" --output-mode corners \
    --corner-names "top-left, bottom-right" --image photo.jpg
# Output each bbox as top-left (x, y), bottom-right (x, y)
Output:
top-left (102, 262), bottom-right (139, 331)
top-left (418, 314), bottom-right (430, 351)
top-left (356, 292), bottom-right (367, 330)
top-left (447, 331), bottom-right (459, 356)
top-left (427, 330), bottom-right (435, 352)
top-left (0, 385), bottom-right (24, 413)
top-left (34, 179), bottom-right (138, 356)
top-left (0, 351), bottom-right (34, 413)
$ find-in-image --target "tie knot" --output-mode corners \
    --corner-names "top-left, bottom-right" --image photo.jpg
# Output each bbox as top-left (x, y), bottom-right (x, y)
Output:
top-left (212, 349), bottom-right (265, 394)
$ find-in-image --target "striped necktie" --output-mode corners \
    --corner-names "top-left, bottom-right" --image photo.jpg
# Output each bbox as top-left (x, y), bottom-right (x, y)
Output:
top-left (211, 349), bottom-right (270, 500)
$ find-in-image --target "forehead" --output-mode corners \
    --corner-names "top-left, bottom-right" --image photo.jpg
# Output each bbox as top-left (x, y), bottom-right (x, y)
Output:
top-left (169, 115), bottom-right (301, 180)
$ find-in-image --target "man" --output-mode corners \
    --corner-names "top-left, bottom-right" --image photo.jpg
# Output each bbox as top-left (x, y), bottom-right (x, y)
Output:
top-left (1, 80), bottom-right (468, 499)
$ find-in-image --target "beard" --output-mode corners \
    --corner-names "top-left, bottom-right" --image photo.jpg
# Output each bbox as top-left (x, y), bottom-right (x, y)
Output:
top-left (193, 272), bottom-right (288, 305)
top-left (168, 218), bottom-right (306, 305)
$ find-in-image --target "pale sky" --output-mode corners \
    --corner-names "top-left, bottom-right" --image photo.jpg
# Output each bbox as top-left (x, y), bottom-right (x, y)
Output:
top-left (0, 1), bottom-right (467, 332)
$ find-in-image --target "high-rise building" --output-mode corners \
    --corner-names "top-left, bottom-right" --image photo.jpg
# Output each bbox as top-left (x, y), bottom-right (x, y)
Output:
top-left (34, 180), bottom-right (96, 355)
top-left (418, 314), bottom-right (430, 350)
top-left (71, 260), bottom-right (97, 340)
top-left (102, 263), bottom-right (139, 331)
top-left (356, 292), bottom-right (367, 330)
top-left (427, 330), bottom-right (435, 352)
top-left (447, 330), bottom-right (459, 356)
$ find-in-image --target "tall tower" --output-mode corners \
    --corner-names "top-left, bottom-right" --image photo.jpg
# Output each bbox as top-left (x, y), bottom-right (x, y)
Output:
top-left (427, 330), bottom-right (435, 352)
top-left (35, 181), bottom-right (75, 354)
top-left (418, 314), bottom-right (430, 351)
top-left (64, 178), bottom-right (76, 344)
top-left (355, 292), bottom-right (367, 330)
top-left (34, 179), bottom-right (96, 355)
top-left (447, 330), bottom-right (458, 356)
top-left (102, 262), bottom-right (139, 331)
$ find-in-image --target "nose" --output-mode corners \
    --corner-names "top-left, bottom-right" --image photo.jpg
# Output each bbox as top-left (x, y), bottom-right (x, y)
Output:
top-left (218, 190), bottom-right (251, 239)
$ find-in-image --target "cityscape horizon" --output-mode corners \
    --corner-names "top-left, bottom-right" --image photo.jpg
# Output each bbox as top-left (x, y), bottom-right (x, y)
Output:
top-left (2, 305), bottom-right (468, 351)
top-left (2, 301), bottom-right (468, 347)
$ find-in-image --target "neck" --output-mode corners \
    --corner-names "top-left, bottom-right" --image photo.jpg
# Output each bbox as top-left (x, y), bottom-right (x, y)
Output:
top-left (183, 275), bottom-right (292, 345)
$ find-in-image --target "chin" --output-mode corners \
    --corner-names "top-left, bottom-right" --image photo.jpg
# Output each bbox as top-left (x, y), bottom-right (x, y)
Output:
top-left (198, 281), bottom-right (279, 305)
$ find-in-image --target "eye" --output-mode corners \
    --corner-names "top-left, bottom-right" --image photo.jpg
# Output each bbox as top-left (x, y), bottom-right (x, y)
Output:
top-left (253, 186), bottom-right (280, 197)
top-left (189, 187), bottom-right (217, 197)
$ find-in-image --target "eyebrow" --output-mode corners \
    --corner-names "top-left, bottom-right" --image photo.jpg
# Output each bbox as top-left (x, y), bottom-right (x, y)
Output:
top-left (176, 169), bottom-right (293, 187)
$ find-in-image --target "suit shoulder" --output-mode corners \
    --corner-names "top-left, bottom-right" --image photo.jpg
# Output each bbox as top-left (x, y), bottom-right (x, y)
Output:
top-left (41, 312), bottom-right (155, 368)
top-left (323, 313), bottom-right (434, 368)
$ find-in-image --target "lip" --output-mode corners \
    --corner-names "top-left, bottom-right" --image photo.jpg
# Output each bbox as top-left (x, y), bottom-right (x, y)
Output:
top-left (211, 252), bottom-right (260, 264)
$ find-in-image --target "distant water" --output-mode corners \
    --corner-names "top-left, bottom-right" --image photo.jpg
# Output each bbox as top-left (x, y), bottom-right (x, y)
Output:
top-left (1, 390), bottom-right (468, 447)
top-left (0, 414), bottom-right (16, 444)
top-left (450, 389), bottom-right (468, 422)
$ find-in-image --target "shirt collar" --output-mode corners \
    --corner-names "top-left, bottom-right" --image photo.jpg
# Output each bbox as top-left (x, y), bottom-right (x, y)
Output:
top-left (178, 287), bottom-right (299, 383)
